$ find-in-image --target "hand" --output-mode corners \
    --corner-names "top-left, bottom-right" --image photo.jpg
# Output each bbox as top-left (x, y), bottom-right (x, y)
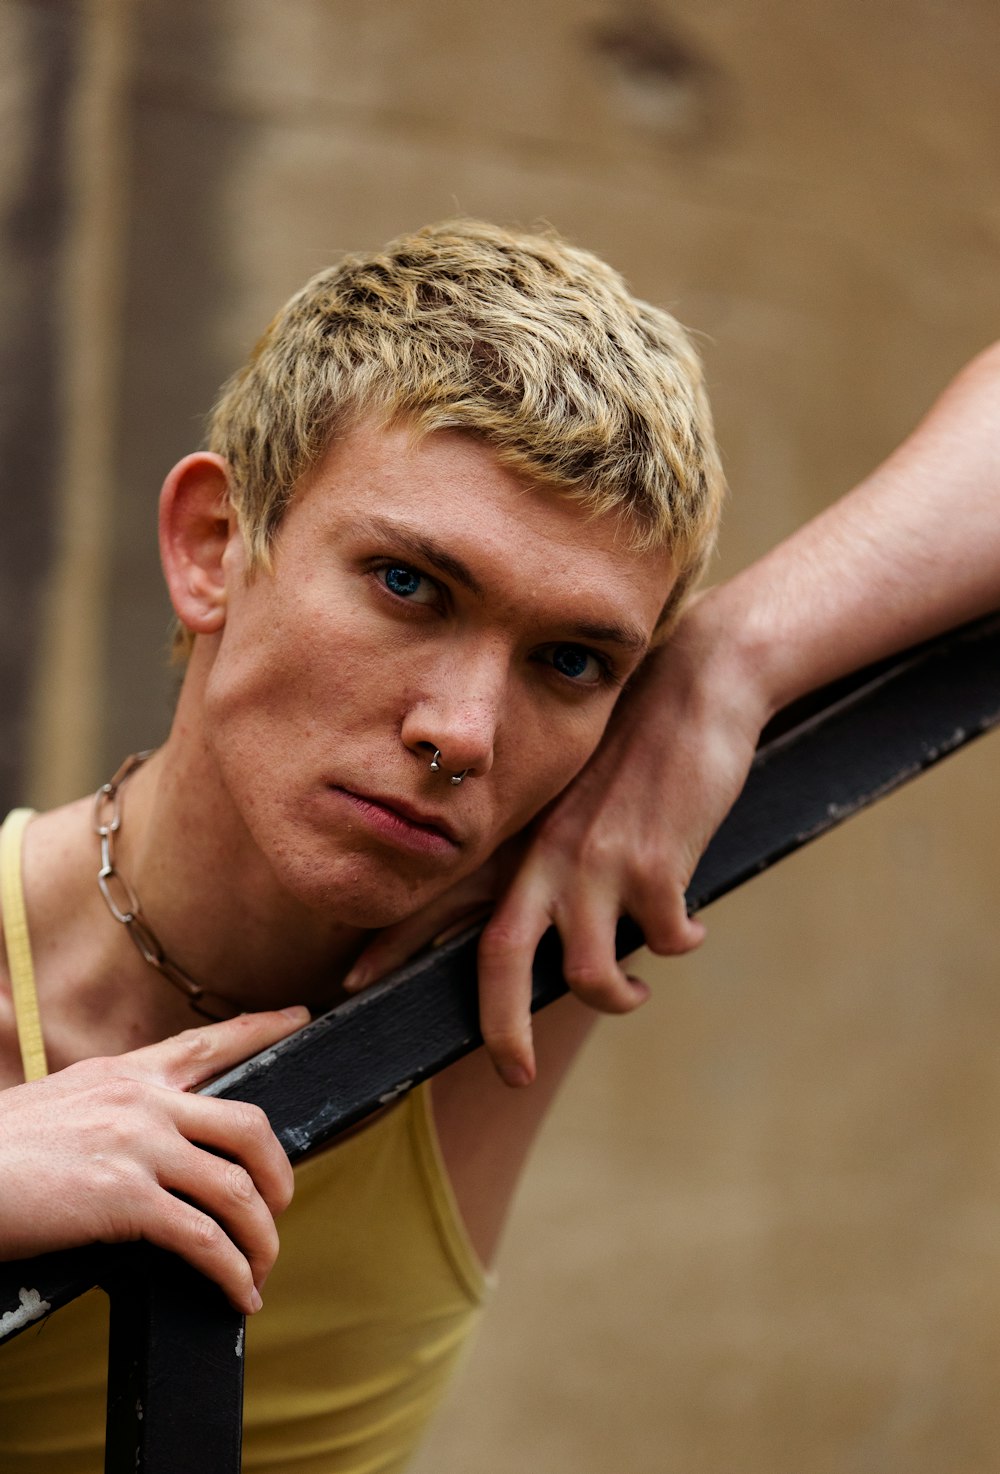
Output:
top-left (347, 595), bottom-right (767, 1086)
top-left (0, 1007), bottom-right (307, 1313)
top-left (470, 604), bottom-right (763, 1083)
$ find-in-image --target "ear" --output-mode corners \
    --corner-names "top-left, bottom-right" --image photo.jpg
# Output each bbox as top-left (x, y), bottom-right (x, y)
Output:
top-left (159, 452), bottom-right (237, 636)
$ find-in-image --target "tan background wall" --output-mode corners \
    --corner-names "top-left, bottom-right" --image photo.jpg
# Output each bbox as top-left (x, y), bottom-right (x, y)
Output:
top-left (2, 1), bottom-right (999, 1469)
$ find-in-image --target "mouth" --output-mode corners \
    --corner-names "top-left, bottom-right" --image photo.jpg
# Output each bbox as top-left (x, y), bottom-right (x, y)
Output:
top-left (329, 785), bottom-right (462, 854)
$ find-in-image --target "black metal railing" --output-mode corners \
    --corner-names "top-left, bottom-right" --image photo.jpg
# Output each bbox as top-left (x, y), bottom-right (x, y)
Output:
top-left (2, 612), bottom-right (999, 1472)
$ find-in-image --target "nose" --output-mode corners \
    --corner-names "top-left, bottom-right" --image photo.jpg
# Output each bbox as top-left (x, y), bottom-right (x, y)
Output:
top-left (401, 646), bottom-right (505, 781)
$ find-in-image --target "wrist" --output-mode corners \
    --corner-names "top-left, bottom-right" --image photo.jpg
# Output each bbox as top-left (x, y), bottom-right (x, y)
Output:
top-left (673, 584), bottom-right (785, 729)
top-left (638, 586), bottom-right (778, 753)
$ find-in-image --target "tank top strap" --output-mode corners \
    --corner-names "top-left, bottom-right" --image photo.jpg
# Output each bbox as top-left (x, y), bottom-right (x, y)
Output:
top-left (0, 809), bottom-right (49, 1082)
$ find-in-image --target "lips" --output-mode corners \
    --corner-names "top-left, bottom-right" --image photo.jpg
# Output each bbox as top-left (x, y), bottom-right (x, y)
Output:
top-left (330, 785), bottom-right (462, 848)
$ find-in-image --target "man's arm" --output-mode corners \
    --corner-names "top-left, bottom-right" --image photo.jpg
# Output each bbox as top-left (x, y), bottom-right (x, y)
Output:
top-left (348, 341), bottom-right (1000, 1085)
top-left (693, 338), bottom-right (1000, 713)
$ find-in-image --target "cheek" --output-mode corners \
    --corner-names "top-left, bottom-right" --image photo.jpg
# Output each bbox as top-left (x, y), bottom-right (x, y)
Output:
top-left (208, 593), bottom-right (398, 737)
top-left (492, 706), bottom-right (613, 840)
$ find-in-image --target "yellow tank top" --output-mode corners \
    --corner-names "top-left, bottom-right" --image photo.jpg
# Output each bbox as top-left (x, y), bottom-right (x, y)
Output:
top-left (0, 810), bottom-right (489, 1473)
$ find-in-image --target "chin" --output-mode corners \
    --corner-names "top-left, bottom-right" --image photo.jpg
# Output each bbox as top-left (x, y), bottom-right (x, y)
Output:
top-left (277, 852), bottom-right (446, 929)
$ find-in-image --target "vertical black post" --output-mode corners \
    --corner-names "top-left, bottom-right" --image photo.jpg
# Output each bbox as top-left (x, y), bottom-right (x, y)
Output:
top-left (103, 1246), bottom-right (245, 1474)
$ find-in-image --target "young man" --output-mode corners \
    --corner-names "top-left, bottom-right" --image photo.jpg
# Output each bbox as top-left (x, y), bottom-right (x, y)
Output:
top-left (0, 221), bottom-right (724, 1471)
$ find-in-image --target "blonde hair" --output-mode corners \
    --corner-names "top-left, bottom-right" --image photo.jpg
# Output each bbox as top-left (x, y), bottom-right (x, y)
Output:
top-left (196, 220), bottom-right (723, 646)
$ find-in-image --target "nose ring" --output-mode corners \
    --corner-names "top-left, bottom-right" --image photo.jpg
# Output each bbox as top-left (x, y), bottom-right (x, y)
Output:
top-left (429, 749), bottom-right (468, 786)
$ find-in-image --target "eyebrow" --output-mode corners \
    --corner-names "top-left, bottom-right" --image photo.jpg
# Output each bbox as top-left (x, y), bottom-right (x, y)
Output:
top-left (351, 513), bottom-right (651, 656)
top-left (351, 515), bottom-right (487, 598)
top-left (566, 619), bottom-right (650, 657)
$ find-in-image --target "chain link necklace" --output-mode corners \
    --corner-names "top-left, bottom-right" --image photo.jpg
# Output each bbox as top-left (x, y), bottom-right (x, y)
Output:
top-left (93, 752), bottom-right (236, 1021)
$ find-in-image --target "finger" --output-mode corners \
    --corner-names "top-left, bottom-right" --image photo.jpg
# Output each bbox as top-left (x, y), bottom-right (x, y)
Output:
top-left (140, 1189), bottom-right (264, 1315)
top-left (558, 892), bottom-right (651, 1015)
top-left (429, 903), bottom-right (494, 949)
top-left (133, 1007), bottom-right (310, 1091)
top-left (342, 905), bottom-right (488, 993)
top-left (167, 1091), bottom-right (294, 1218)
top-left (162, 1138), bottom-right (280, 1295)
top-left (476, 883), bottom-right (554, 1087)
top-left (633, 884), bottom-right (707, 957)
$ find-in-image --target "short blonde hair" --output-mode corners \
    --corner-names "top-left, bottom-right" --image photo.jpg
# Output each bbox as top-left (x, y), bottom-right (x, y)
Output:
top-left (201, 220), bottom-right (723, 639)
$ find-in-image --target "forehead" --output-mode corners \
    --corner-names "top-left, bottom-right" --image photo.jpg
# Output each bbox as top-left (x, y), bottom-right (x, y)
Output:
top-left (282, 419), bottom-right (676, 637)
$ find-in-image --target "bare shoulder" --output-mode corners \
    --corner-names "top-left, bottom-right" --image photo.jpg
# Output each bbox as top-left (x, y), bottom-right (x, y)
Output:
top-left (13, 799), bottom-right (94, 964)
top-left (429, 994), bottom-right (598, 1268)
top-left (0, 798), bottom-right (94, 1087)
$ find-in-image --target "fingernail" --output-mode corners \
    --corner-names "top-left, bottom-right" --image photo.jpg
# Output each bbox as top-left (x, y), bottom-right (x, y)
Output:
top-left (250, 1288), bottom-right (263, 1313)
top-left (280, 1005), bottom-right (310, 1023)
top-left (341, 967), bottom-right (367, 993)
top-left (498, 1060), bottom-right (531, 1089)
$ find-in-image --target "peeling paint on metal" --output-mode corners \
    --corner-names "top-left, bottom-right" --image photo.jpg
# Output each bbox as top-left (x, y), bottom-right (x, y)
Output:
top-left (280, 1123), bottom-right (312, 1154)
top-left (378, 1080), bottom-right (412, 1105)
top-left (0, 1286), bottom-right (51, 1338)
top-left (235, 1323), bottom-right (244, 1357)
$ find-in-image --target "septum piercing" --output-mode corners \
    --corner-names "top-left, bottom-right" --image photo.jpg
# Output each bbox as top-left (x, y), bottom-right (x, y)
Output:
top-left (430, 749), bottom-right (468, 785)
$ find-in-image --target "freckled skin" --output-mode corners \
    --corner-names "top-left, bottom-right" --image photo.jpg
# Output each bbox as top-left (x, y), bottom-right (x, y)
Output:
top-left (201, 421), bottom-right (673, 930)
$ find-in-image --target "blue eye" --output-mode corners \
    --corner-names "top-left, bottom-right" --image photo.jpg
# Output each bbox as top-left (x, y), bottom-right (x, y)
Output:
top-left (379, 564), bottom-right (438, 605)
top-left (384, 566), bottom-right (421, 597)
top-left (547, 644), bottom-right (603, 683)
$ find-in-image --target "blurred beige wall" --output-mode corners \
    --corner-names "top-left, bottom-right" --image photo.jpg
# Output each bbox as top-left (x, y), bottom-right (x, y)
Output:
top-left (3, 1), bottom-right (999, 1469)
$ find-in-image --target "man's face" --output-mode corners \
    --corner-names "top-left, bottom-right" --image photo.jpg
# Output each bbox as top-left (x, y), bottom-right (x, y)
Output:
top-left (201, 419), bottom-right (674, 926)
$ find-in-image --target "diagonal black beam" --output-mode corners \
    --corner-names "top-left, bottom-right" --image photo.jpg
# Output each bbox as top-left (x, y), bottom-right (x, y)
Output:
top-left (1, 611), bottom-right (998, 1338)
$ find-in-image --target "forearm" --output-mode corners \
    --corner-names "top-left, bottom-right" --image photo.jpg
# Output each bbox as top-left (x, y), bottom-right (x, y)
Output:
top-left (678, 340), bottom-right (1000, 725)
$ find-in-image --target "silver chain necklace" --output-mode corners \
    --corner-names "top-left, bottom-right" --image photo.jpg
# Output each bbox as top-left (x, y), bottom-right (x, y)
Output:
top-left (92, 752), bottom-right (234, 1021)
